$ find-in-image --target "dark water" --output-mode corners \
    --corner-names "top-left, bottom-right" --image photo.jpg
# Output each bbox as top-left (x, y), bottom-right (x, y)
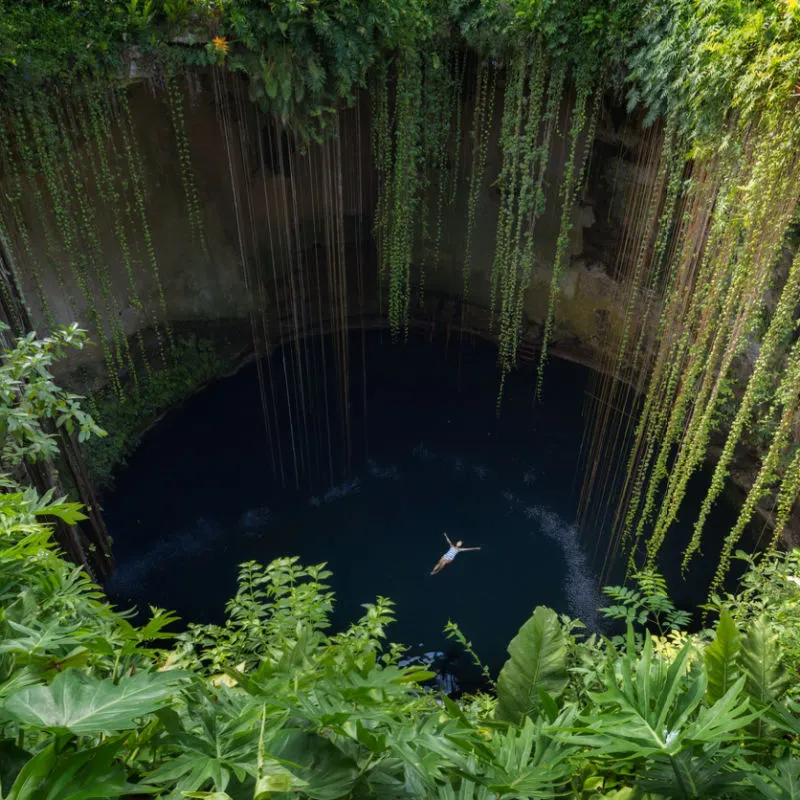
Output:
top-left (104, 330), bottom-right (748, 680)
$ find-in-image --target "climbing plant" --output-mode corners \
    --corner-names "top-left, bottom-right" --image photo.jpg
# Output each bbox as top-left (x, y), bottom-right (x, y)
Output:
top-left (416, 44), bottom-right (456, 300)
top-left (380, 48), bottom-right (424, 338)
top-left (535, 64), bottom-right (593, 400)
top-left (462, 60), bottom-right (496, 303)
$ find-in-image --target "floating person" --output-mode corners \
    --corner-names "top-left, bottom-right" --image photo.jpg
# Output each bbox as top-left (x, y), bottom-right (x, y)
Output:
top-left (430, 533), bottom-right (481, 575)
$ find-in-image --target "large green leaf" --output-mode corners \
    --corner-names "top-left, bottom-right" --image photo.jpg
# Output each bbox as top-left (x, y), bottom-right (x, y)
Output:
top-left (4, 738), bottom-right (155, 800)
top-left (741, 615), bottom-right (790, 709)
top-left (740, 615), bottom-right (790, 739)
top-left (495, 606), bottom-right (567, 724)
top-left (749, 757), bottom-right (800, 800)
top-left (263, 728), bottom-right (360, 800)
top-left (3, 669), bottom-right (187, 734)
top-left (572, 634), bottom-right (752, 760)
top-left (637, 746), bottom-right (745, 800)
top-left (147, 686), bottom-right (262, 794)
top-left (435, 778), bottom-right (494, 800)
top-left (704, 609), bottom-right (741, 705)
top-left (485, 715), bottom-right (576, 796)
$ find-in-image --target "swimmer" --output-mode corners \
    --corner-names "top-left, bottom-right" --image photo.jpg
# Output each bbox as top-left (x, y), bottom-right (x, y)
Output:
top-left (430, 533), bottom-right (481, 575)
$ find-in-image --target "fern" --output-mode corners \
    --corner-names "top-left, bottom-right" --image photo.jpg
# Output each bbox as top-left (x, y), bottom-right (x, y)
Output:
top-left (740, 615), bottom-right (790, 740)
top-left (704, 609), bottom-right (741, 706)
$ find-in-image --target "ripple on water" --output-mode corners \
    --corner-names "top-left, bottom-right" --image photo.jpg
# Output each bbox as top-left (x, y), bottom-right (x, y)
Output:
top-left (108, 517), bottom-right (222, 595)
top-left (309, 476), bottom-right (362, 506)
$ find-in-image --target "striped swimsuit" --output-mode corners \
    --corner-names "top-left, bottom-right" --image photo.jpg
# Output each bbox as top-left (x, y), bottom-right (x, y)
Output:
top-left (442, 546), bottom-right (459, 562)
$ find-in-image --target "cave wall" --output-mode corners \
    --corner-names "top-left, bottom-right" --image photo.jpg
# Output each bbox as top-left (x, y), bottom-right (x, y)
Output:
top-left (0, 70), bottom-right (642, 393)
top-left (4, 68), bottom-right (790, 542)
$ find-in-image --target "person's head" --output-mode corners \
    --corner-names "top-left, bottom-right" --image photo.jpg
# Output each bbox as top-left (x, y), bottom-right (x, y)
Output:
top-left (456, 540), bottom-right (463, 548)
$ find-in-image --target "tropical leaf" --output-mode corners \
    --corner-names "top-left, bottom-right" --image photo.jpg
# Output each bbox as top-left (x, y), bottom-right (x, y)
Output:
top-left (682, 676), bottom-right (756, 743)
top-left (579, 635), bottom-right (699, 755)
top-left (495, 606), bottom-right (567, 724)
top-left (485, 714), bottom-right (576, 796)
top-left (35, 501), bottom-right (86, 526)
top-left (704, 608), bottom-right (741, 705)
top-left (636, 745), bottom-right (744, 800)
top-left (435, 777), bottom-right (493, 800)
top-left (740, 615), bottom-right (790, 709)
top-left (740, 615), bottom-right (790, 740)
top-left (147, 686), bottom-right (262, 794)
top-left (3, 669), bottom-right (188, 734)
top-left (263, 728), bottom-right (360, 800)
top-left (748, 757), bottom-right (800, 800)
top-left (3, 738), bottom-right (156, 800)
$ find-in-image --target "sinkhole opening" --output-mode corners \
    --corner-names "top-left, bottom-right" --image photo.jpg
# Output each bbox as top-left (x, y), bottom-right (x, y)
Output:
top-left (104, 329), bottom-right (750, 687)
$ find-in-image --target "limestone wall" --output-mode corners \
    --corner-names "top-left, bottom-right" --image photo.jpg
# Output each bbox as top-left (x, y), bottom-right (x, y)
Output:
top-left (0, 70), bottom-right (644, 392)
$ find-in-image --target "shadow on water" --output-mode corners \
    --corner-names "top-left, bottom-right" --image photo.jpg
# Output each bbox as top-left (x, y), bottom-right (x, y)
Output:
top-left (104, 330), bottom-right (752, 685)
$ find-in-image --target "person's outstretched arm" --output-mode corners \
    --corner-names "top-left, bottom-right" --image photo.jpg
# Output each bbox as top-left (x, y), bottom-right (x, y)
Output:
top-left (460, 546), bottom-right (481, 551)
top-left (444, 533), bottom-right (454, 547)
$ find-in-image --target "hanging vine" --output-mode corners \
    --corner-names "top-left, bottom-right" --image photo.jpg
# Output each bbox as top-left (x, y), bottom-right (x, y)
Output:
top-left (489, 50), bottom-right (527, 334)
top-left (495, 49), bottom-right (550, 404)
top-left (709, 337), bottom-right (800, 595)
top-left (583, 95), bottom-right (800, 591)
top-left (82, 83), bottom-right (139, 386)
top-left (431, 52), bottom-right (456, 274)
top-left (0, 217), bottom-right (28, 334)
top-left (417, 45), bottom-right (454, 302)
top-left (643, 116), bottom-right (800, 569)
top-left (449, 50), bottom-right (468, 207)
top-left (59, 92), bottom-right (124, 399)
top-left (371, 61), bottom-right (392, 313)
top-left (118, 87), bottom-right (172, 363)
top-left (384, 48), bottom-right (424, 337)
top-left (535, 64), bottom-right (592, 400)
top-left (27, 96), bottom-right (78, 317)
top-left (683, 245), bottom-right (800, 570)
top-left (7, 100), bottom-right (56, 329)
top-left (462, 60), bottom-right (495, 303)
top-left (166, 70), bottom-right (206, 253)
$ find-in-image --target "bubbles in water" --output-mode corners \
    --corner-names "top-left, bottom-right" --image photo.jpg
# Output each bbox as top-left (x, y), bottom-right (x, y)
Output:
top-left (523, 505), bottom-right (600, 630)
top-left (240, 506), bottom-right (271, 536)
top-left (523, 469), bottom-right (537, 486)
top-left (109, 517), bottom-right (222, 594)
top-left (310, 477), bottom-right (362, 507)
top-left (453, 457), bottom-right (464, 472)
top-left (367, 459), bottom-right (400, 480)
top-left (412, 441), bottom-right (435, 461)
top-left (472, 464), bottom-right (489, 480)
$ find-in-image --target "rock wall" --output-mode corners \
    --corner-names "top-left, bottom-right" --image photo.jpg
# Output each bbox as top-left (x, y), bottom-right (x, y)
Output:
top-left (0, 70), bottom-right (641, 393)
top-left (3, 67), bottom-right (792, 545)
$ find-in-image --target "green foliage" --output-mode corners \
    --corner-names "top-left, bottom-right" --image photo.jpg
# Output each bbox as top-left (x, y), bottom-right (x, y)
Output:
top-left (704, 609), bottom-right (740, 705)
top-left (444, 619), bottom-right (494, 687)
top-left (708, 549), bottom-right (800, 695)
top-left (3, 669), bottom-right (188, 734)
top-left (0, 324), bottom-right (105, 468)
top-left (601, 570), bottom-right (692, 636)
top-left (535, 62), bottom-right (593, 398)
top-left (449, 0), bottom-right (644, 74)
top-left (0, 467), bottom-right (798, 798)
top-left (0, 0), bottom-right (435, 137)
top-left (495, 606), bottom-right (567, 724)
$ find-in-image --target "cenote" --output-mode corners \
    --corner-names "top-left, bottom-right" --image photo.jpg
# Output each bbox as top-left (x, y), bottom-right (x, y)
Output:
top-left (7, 4), bottom-right (800, 792)
top-left (104, 329), bottom-right (750, 681)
